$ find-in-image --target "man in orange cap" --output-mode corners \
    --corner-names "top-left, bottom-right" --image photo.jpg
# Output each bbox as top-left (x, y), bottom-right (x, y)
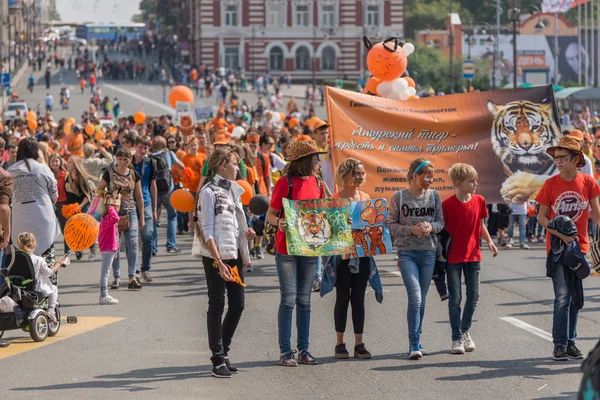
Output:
top-left (311, 119), bottom-right (333, 195)
top-left (568, 130), bottom-right (594, 178)
top-left (208, 109), bottom-right (228, 131)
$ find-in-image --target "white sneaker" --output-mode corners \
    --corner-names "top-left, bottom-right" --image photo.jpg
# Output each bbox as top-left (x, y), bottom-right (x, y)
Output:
top-left (505, 241), bottom-right (514, 249)
top-left (87, 253), bottom-right (96, 262)
top-left (141, 271), bottom-right (154, 283)
top-left (463, 332), bottom-right (476, 352)
top-left (452, 339), bottom-right (465, 354)
top-left (46, 308), bottom-right (57, 322)
top-left (99, 295), bottom-right (119, 305)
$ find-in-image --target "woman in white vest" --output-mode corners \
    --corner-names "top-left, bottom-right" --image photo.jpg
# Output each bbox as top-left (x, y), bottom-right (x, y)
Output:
top-left (194, 146), bottom-right (255, 379)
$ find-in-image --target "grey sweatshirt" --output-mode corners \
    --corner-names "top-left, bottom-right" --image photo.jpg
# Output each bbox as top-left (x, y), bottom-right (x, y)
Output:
top-left (385, 188), bottom-right (444, 252)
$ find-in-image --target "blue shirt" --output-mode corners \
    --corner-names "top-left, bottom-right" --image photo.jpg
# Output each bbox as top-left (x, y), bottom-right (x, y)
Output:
top-left (133, 157), bottom-right (155, 207)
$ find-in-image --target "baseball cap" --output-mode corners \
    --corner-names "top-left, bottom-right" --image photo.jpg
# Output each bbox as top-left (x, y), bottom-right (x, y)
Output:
top-left (570, 130), bottom-right (584, 141)
top-left (312, 120), bottom-right (330, 132)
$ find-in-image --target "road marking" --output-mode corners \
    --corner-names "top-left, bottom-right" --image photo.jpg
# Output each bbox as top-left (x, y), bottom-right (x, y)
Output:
top-left (103, 83), bottom-right (174, 115)
top-left (538, 384), bottom-right (547, 391)
top-left (0, 316), bottom-right (124, 360)
top-left (381, 268), bottom-right (401, 277)
top-left (500, 317), bottom-right (553, 342)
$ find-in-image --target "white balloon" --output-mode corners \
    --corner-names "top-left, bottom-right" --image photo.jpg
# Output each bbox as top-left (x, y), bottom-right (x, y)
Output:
top-left (270, 112), bottom-right (281, 122)
top-left (231, 126), bottom-right (245, 139)
top-left (387, 91), bottom-right (402, 100)
top-left (403, 43), bottom-right (415, 56)
top-left (377, 81), bottom-right (394, 96)
top-left (406, 86), bottom-right (417, 97)
top-left (399, 91), bottom-right (410, 100)
top-left (392, 78), bottom-right (408, 93)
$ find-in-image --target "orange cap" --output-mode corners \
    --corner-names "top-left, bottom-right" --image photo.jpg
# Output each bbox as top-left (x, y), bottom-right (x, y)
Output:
top-left (296, 134), bottom-right (312, 142)
top-left (313, 119), bottom-right (330, 132)
top-left (570, 130), bottom-right (584, 141)
top-left (213, 133), bottom-right (230, 146)
top-left (584, 133), bottom-right (593, 143)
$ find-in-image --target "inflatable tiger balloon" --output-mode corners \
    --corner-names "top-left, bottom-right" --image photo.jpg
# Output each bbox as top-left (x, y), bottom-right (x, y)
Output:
top-left (64, 213), bottom-right (99, 252)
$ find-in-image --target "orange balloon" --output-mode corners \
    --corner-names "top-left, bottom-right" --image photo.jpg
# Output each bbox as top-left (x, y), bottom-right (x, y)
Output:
top-left (367, 39), bottom-right (408, 81)
top-left (279, 112), bottom-right (285, 121)
top-left (237, 179), bottom-right (253, 206)
top-left (28, 119), bottom-right (38, 130)
top-left (408, 95), bottom-right (420, 100)
top-left (366, 77), bottom-right (381, 94)
top-left (67, 117), bottom-right (76, 125)
top-left (94, 130), bottom-right (105, 141)
top-left (134, 111), bottom-right (146, 124)
top-left (405, 77), bottom-right (416, 88)
top-left (85, 123), bottom-right (94, 136)
top-left (170, 189), bottom-right (195, 212)
top-left (64, 213), bottom-right (99, 251)
top-left (26, 111), bottom-right (36, 121)
top-left (168, 85), bottom-right (194, 109)
top-left (64, 123), bottom-right (72, 135)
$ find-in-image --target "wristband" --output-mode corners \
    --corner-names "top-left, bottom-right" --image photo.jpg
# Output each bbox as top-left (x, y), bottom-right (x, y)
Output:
top-left (212, 258), bottom-right (221, 268)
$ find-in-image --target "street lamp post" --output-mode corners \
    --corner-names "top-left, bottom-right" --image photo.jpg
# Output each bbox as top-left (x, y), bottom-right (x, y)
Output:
top-left (509, 1), bottom-right (520, 89)
top-left (448, 0), bottom-right (454, 93)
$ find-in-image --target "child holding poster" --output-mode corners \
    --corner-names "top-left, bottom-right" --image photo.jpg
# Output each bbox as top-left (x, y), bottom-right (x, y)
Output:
top-left (442, 163), bottom-right (498, 355)
top-left (329, 158), bottom-right (373, 360)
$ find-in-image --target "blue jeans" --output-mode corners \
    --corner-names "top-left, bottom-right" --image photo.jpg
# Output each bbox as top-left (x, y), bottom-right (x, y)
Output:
top-left (112, 208), bottom-right (139, 279)
top-left (275, 253), bottom-right (318, 354)
top-left (398, 250), bottom-right (436, 347)
top-left (447, 262), bottom-right (481, 341)
top-left (507, 214), bottom-right (527, 244)
top-left (140, 204), bottom-right (154, 272)
top-left (153, 192), bottom-right (177, 252)
top-left (552, 263), bottom-right (579, 346)
top-left (100, 251), bottom-right (117, 297)
top-left (315, 256), bottom-right (322, 280)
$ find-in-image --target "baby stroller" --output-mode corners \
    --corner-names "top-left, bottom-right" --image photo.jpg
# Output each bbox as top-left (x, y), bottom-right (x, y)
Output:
top-left (0, 246), bottom-right (61, 342)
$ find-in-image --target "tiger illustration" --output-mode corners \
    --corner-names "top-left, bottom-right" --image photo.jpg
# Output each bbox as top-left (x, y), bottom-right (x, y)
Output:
top-left (298, 210), bottom-right (330, 249)
top-left (351, 229), bottom-right (369, 258)
top-left (487, 100), bottom-right (559, 202)
top-left (366, 226), bottom-right (387, 256)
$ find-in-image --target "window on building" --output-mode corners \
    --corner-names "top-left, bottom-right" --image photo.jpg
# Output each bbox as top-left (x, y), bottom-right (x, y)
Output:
top-left (295, 4), bottom-right (310, 26)
top-left (366, 4), bottom-right (380, 26)
top-left (295, 46), bottom-right (310, 70)
top-left (224, 4), bottom-right (238, 27)
top-left (322, 46), bottom-right (336, 70)
top-left (322, 4), bottom-right (336, 28)
top-left (268, 2), bottom-right (285, 27)
top-left (224, 47), bottom-right (239, 69)
top-left (269, 47), bottom-right (284, 71)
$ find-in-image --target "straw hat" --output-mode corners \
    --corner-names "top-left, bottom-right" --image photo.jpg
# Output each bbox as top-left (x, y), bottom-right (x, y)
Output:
top-left (285, 139), bottom-right (328, 161)
top-left (546, 136), bottom-right (585, 168)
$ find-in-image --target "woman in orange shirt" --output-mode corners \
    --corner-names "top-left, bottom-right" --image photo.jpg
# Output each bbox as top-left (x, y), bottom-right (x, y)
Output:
top-left (181, 138), bottom-right (207, 230)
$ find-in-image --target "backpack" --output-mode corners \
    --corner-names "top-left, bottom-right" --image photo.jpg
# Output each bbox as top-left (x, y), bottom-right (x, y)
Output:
top-left (151, 152), bottom-right (173, 195)
top-left (265, 175), bottom-right (323, 256)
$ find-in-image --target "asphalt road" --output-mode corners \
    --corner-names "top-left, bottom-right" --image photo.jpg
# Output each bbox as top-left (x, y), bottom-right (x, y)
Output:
top-left (0, 49), bottom-right (597, 400)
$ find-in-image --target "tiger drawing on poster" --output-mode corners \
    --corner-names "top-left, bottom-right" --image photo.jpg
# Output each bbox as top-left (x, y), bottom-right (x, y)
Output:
top-left (487, 100), bottom-right (559, 202)
top-left (298, 210), bottom-right (330, 250)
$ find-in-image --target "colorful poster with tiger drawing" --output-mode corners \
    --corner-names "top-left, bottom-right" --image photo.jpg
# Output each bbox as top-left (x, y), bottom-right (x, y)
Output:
top-left (348, 198), bottom-right (393, 258)
top-left (282, 198), bottom-right (354, 256)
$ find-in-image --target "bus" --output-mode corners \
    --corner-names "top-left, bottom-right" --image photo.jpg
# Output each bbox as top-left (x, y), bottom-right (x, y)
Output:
top-left (76, 23), bottom-right (146, 43)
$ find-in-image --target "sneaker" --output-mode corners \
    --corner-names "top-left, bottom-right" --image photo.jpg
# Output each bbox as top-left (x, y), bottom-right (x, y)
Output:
top-left (46, 308), bottom-right (57, 323)
top-left (256, 247), bottom-right (265, 260)
top-left (505, 241), bottom-right (514, 249)
top-left (520, 243), bottom-right (530, 250)
top-left (128, 279), bottom-right (143, 290)
top-left (76, 251), bottom-right (83, 260)
top-left (152, 251), bottom-right (157, 256)
top-left (141, 271), bottom-right (153, 283)
top-left (249, 249), bottom-right (256, 260)
top-left (111, 279), bottom-right (120, 289)
top-left (298, 350), bottom-right (318, 365)
top-left (335, 343), bottom-right (349, 359)
top-left (418, 344), bottom-right (428, 356)
top-left (167, 247), bottom-right (181, 254)
top-left (312, 278), bottom-right (321, 292)
top-left (279, 350), bottom-right (298, 367)
top-left (87, 253), bottom-right (96, 262)
top-left (440, 293), bottom-right (449, 301)
top-left (224, 357), bottom-right (239, 373)
top-left (177, 230), bottom-right (184, 235)
top-left (537, 235), bottom-right (545, 243)
top-left (409, 343), bottom-right (422, 360)
top-left (553, 345), bottom-right (569, 361)
top-left (500, 239), bottom-right (507, 247)
top-left (99, 295), bottom-right (119, 305)
top-left (211, 363), bottom-right (232, 378)
top-left (567, 343), bottom-right (584, 360)
top-left (452, 339), bottom-right (465, 354)
top-left (463, 332), bottom-right (476, 352)
top-left (354, 343), bottom-right (372, 359)
top-left (245, 265), bottom-right (253, 273)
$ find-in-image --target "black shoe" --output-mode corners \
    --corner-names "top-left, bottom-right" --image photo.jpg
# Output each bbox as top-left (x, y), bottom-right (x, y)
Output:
top-left (211, 364), bottom-right (232, 378)
top-left (177, 230), bottom-right (184, 235)
top-left (128, 279), bottom-right (143, 290)
top-left (553, 345), bottom-right (569, 361)
top-left (567, 343), bottom-right (584, 360)
top-left (335, 343), bottom-right (349, 359)
top-left (111, 280), bottom-right (120, 289)
top-left (224, 357), bottom-right (238, 374)
top-left (167, 247), bottom-right (181, 254)
top-left (76, 251), bottom-right (83, 261)
top-left (354, 343), bottom-right (372, 359)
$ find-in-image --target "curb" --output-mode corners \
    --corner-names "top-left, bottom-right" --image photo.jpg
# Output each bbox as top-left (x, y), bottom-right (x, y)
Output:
top-left (10, 61), bottom-right (28, 88)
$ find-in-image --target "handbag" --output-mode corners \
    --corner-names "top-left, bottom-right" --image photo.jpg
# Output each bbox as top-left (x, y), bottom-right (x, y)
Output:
top-left (87, 193), bottom-right (107, 223)
top-left (117, 215), bottom-right (130, 232)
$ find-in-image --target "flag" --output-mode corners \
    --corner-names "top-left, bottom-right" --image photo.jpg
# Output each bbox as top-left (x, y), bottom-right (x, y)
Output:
top-left (541, 0), bottom-right (589, 13)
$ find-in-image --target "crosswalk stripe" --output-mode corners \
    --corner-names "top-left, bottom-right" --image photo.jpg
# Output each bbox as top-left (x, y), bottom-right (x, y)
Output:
top-left (500, 316), bottom-right (553, 342)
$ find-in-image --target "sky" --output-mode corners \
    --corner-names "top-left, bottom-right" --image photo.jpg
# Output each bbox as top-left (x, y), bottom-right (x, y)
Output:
top-left (55, 0), bottom-right (141, 24)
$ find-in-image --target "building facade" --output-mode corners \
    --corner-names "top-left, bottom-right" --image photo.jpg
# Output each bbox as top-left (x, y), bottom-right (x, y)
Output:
top-left (184, 0), bottom-right (404, 81)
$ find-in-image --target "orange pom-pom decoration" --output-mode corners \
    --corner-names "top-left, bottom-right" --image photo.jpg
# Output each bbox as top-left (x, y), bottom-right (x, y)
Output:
top-left (366, 37), bottom-right (407, 82)
top-left (236, 179), bottom-right (253, 206)
top-left (64, 213), bottom-right (99, 252)
top-left (169, 85), bottom-right (194, 108)
top-left (170, 189), bottom-right (195, 212)
top-left (134, 111), bottom-right (146, 124)
top-left (61, 203), bottom-right (82, 218)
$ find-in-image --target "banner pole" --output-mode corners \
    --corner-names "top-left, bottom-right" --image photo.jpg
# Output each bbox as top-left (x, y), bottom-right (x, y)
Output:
top-left (579, 4), bottom-right (582, 85)
top-left (592, 0), bottom-right (595, 87)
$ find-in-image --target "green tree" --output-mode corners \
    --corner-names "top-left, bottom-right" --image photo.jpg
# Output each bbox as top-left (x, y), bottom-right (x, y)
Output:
top-left (408, 46), bottom-right (451, 92)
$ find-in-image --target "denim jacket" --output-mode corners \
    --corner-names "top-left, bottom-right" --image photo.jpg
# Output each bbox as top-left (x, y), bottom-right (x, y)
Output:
top-left (320, 255), bottom-right (384, 303)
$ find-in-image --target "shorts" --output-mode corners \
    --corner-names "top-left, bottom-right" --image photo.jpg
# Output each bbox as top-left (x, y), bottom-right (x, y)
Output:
top-left (498, 215), bottom-right (510, 230)
top-left (253, 219), bottom-right (265, 236)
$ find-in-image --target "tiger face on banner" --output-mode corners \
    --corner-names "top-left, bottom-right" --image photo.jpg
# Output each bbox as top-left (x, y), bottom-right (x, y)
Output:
top-left (487, 100), bottom-right (560, 203)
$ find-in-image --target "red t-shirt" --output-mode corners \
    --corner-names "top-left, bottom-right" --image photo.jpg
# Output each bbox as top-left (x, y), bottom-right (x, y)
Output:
top-left (442, 194), bottom-right (488, 264)
top-left (535, 172), bottom-right (600, 254)
top-left (270, 175), bottom-right (325, 255)
top-left (56, 170), bottom-right (67, 203)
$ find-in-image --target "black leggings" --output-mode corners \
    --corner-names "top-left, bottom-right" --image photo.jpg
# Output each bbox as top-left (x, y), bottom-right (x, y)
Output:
top-left (334, 257), bottom-right (370, 335)
top-left (202, 255), bottom-right (245, 367)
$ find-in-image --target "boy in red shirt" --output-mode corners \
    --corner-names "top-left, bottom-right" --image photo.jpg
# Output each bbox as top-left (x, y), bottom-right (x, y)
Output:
top-left (442, 163), bottom-right (498, 355)
top-left (536, 136), bottom-right (600, 361)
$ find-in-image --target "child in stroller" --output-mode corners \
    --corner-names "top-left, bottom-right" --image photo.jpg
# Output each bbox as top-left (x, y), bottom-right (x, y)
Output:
top-left (16, 232), bottom-right (64, 322)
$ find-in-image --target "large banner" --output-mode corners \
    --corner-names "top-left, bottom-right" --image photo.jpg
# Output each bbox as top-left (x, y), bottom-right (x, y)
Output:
top-left (326, 86), bottom-right (561, 204)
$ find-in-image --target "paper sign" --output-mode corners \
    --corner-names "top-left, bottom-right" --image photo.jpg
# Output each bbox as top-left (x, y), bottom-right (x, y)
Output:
top-left (347, 198), bottom-right (392, 258)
